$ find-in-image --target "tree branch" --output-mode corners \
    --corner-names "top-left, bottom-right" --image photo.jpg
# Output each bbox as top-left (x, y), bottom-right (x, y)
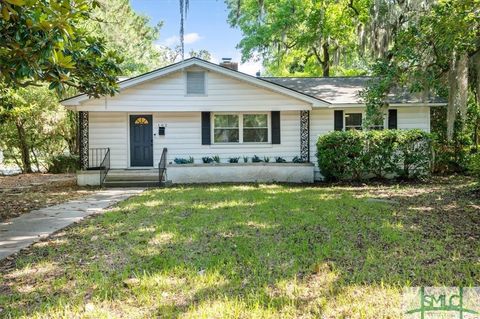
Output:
top-left (347, 0), bottom-right (359, 16)
top-left (312, 47), bottom-right (324, 64)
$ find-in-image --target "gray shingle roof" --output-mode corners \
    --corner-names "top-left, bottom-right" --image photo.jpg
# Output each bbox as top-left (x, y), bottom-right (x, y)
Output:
top-left (261, 76), bottom-right (446, 105)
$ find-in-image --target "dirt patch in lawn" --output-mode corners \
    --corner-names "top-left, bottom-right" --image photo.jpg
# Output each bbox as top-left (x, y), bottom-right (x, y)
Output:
top-left (0, 173), bottom-right (97, 222)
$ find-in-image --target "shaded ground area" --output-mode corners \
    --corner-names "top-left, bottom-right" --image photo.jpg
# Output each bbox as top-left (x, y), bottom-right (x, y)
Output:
top-left (0, 176), bottom-right (478, 318)
top-left (0, 174), bottom-right (96, 222)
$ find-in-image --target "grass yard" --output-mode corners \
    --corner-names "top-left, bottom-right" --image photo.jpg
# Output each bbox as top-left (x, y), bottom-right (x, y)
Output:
top-left (0, 176), bottom-right (478, 318)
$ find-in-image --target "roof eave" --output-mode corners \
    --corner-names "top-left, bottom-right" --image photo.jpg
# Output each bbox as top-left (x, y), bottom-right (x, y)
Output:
top-left (321, 102), bottom-right (447, 108)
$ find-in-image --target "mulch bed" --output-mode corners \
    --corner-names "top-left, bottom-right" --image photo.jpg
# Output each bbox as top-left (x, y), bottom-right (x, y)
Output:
top-left (0, 173), bottom-right (97, 222)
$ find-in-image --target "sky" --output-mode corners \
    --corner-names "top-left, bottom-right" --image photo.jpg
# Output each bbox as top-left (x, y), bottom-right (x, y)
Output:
top-left (129, 0), bottom-right (262, 75)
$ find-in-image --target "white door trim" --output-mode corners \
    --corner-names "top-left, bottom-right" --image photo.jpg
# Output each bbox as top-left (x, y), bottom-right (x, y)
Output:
top-left (127, 112), bottom-right (155, 169)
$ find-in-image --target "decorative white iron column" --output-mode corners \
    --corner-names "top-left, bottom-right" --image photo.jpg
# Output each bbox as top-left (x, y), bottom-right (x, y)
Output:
top-left (300, 110), bottom-right (310, 162)
top-left (79, 111), bottom-right (89, 170)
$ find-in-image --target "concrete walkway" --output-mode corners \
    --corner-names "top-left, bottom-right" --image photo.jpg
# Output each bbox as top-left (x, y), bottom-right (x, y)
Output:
top-left (0, 188), bottom-right (144, 260)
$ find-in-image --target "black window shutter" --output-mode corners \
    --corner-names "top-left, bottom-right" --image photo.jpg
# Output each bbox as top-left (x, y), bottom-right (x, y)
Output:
top-left (388, 109), bottom-right (397, 129)
top-left (201, 112), bottom-right (211, 145)
top-left (271, 111), bottom-right (281, 144)
top-left (334, 110), bottom-right (343, 131)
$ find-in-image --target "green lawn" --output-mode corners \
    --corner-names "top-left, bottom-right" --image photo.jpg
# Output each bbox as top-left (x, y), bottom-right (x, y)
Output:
top-left (1, 177), bottom-right (478, 318)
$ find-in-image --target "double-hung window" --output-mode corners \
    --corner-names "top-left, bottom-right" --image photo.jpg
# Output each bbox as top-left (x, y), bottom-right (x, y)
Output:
top-left (214, 114), bottom-right (239, 143)
top-left (213, 113), bottom-right (269, 144)
top-left (243, 114), bottom-right (268, 142)
top-left (345, 113), bottom-right (363, 130)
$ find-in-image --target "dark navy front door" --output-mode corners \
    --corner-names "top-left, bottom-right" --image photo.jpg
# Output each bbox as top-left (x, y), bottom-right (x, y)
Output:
top-left (130, 115), bottom-right (153, 167)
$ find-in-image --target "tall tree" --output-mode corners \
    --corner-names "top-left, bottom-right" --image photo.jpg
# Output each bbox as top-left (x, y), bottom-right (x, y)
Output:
top-left (226, 0), bottom-right (371, 76)
top-left (87, 0), bottom-right (169, 75)
top-left (0, 0), bottom-right (122, 97)
top-left (361, 0), bottom-right (480, 140)
top-left (0, 86), bottom-right (69, 173)
top-left (188, 49), bottom-right (212, 61)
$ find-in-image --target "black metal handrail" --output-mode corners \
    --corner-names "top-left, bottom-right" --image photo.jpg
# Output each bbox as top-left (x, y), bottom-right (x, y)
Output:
top-left (99, 148), bottom-right (110, 186)
top-left (88, 148), bottom-right (109, 169)
top-left (158, 148), bottom-right (167, 186)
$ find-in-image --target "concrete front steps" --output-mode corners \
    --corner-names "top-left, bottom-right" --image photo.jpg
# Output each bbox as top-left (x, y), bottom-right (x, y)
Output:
top-left (104, 169), bottom-right (165, 187)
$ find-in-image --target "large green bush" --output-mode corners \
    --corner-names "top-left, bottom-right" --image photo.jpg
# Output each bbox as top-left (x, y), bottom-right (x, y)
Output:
top-left (317, 129), bottom-right (433, 181)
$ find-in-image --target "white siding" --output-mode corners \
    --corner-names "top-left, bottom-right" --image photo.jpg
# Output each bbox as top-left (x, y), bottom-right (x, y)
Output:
top-left (397, 106), bottom-right (430, 131)
top-left (89, 111), bottom-right (302, 168)
top-left (89, 112), bottom-right (128, 169)
top-left (77, 67), bottom-right (310, 112)
top-left (309, 106), bottom-right (430, 180)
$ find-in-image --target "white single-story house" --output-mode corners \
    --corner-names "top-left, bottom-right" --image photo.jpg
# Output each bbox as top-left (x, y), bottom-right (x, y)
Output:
top-left (61, 57), bottom-right (445, 186)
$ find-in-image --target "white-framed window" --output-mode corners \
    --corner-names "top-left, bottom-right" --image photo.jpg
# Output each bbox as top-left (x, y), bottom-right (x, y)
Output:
top-left (212, 113), bottom-right (270, 144)
top-left (243, 114), bottom-right (269, 142)
top-left (186, 71), bottom-right (206, 95)
top-left (345, 113), bottom-right (363, 130)
top-left (214, 114), bottom-right (240, 143)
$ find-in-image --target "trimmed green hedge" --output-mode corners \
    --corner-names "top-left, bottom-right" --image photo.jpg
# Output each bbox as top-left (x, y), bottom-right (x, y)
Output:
top-left (317, 129), bottom-right (433, 181)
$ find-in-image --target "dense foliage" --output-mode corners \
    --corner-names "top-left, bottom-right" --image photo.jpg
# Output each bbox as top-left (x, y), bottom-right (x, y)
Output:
top-left (317, 130), bottom-right (433, 181)
top-left (226, 0), bottom-right (371, 77)
top-left (0, 86), bottom-right (72, 172)
top-left (360, 0), bottom-right (480, 139)
top-left (0, 0), bottom-right (122, 96)
top-left (87, 0), bottom-right (169, 75)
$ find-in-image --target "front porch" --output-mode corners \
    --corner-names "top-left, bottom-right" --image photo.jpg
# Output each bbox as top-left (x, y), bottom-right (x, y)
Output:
top-left (76, 110), bottom-right (314, 186)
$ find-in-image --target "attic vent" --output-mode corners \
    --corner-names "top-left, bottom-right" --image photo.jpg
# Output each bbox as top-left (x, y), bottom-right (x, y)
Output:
top-left (186, 71), bottom-right (206, 95)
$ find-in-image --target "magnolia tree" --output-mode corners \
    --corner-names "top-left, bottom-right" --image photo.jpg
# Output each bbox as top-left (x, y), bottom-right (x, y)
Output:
top-left (0, 0), bottom-right (122, 96)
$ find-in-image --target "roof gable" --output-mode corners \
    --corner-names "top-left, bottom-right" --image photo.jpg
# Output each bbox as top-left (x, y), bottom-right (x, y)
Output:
top-left (61, 58), bottom-right (328, 107)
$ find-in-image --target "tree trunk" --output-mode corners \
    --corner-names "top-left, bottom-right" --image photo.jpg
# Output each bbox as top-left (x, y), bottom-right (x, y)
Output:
top-left (474, 52), bottom-right (480, 151)
top-left (322, 43), bottom-right (330, 77)
top-left (15, 121), bottom-right (32, 173)
top-left (447, 57), bottom-right (456, 141)
top-left (447, 52), bottom-right (469, 141)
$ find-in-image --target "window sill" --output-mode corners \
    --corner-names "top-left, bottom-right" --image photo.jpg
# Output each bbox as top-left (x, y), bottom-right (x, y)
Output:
top-left (209, 143), bottom-right (273, 149)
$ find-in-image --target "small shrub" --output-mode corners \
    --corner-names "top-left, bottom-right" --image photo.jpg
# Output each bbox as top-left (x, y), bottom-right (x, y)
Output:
top-left (275, 157), bottom-right (286, 163)
top-left (48, 154), bottom-right (79, 173)
top-left (202, 156), bottom-right (213, 164)
top-left (174, 157), bottom-right (194, 164)
top-left (292, 156), bottom-right (305, 163)
top-left (252, 155), bottom-right (263, 163)
top-left (212, 155), bottom-right (221, 163)
top-left (229, 157), bottom-right (240, 163)
top-left (317, 130), bottom-right (364, 180)
top-left (243, 156), bottom-right (249, 163)
top-left (264, 156), bottom-right (270, 163)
